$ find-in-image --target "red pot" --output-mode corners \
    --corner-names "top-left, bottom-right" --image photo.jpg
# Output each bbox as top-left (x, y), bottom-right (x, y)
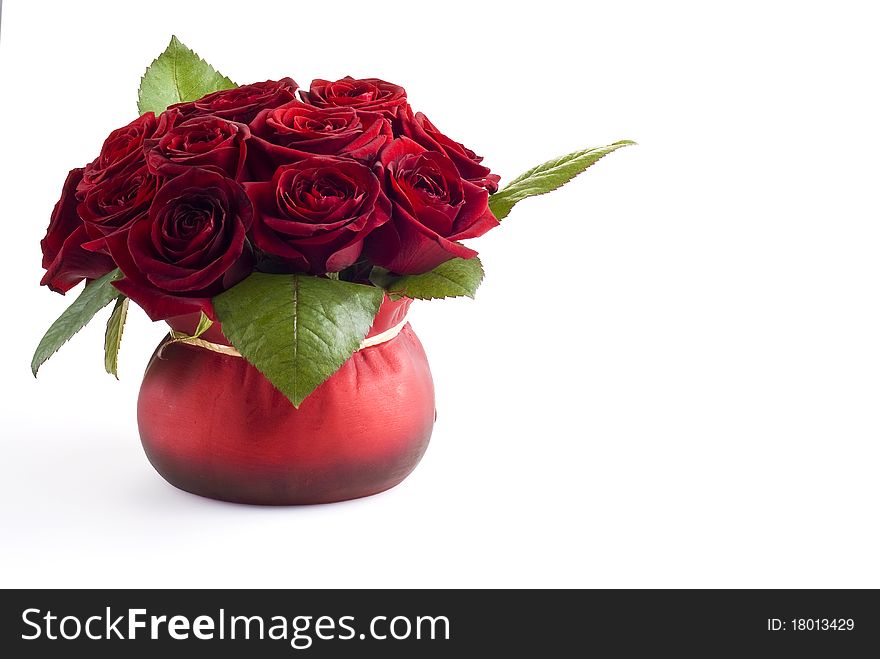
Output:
top-left (137, 297), bottom-right (435, 505)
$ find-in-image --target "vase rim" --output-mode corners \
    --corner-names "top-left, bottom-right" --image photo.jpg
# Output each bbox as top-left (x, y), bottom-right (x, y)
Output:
top-left (166, 294), bottom-right (411, 346)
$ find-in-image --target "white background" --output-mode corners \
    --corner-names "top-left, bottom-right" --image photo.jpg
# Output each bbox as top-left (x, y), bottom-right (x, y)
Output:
top-left (1, 0), bottom-right (879, 588)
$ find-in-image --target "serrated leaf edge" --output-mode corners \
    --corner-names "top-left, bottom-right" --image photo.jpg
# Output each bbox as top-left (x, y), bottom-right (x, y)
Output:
top-left (31, 269), bottom-right (123, 377)
top-left (103, 296), bottom-right (129, 379)
top-left (137, 35), bottom-right (237, 115)
top-left (213, 274), bottom-right (384, 408)
top-left (490, 140), bottom-right (635, 220)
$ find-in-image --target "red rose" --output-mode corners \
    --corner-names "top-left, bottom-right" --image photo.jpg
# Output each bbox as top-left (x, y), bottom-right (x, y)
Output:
top-left (247, 102), bottom-right (390, 179)
top-left (300, 77), bottom-right (407, 118)
top-left (78, 112), bottom-right (158, 196)
top-left (398, 106), bottom-right (501, 193)
top-left (365, 138), bottom-right (499, 274)
top-left (146, 114), bottom-right (250, 178)
top-left (40, 169), bottom-right (116, 293)
top-left (245, 156), bottom-right (391, 274)
top-left (106, 168), bottom-right (253, 320)
top-left (78, 163), bottom-right (161, 241)
top-left (169, 78), bottom-right (299, 123)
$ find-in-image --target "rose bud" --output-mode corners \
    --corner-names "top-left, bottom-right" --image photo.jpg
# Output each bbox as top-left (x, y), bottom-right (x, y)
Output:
top-left (146, 115), bottom-right (251, 178)
top-left (398, 106), bottom-right (501, 193)
top-left (40, 169), bottom-right (116, 293)
top-left (106, 168), bottom-right (253, 321)
top-left (245, 156), bottom-right (391, 274)
top-left (365, 137), bottom-right (499, 274)
top-left (300, 77), bottom-right (407, 119)
top-left (169, 78), bottom-right (299, 124)
top-left (247, 102), bottom-right (391, 179)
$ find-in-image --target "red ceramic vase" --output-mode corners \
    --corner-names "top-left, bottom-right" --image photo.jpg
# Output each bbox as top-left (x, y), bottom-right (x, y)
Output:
top-left (137, 297), bottom-right (435, 505)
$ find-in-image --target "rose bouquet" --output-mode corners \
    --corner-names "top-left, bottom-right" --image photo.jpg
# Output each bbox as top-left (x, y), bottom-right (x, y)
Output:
top-left (33, 37), bottom-right (632, 504)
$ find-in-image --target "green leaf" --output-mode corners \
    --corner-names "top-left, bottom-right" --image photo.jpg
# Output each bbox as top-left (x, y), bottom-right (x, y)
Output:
top-left (32, 269), bottom-right (123, 376)
top-left (137, 36), bottom-right (237, 116)
top-left (169, 311), bottom-right (214, 342)
top-left (103, 296), bottom-right (129, 379)
top-left (213, 274), bottom-right (384, 408)
top-left (372, 258), bottom-right (485, 300)
top-left (192, 312), bottom-right (213, 338)
top-left (489, 140), bottom-right (635, 220)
